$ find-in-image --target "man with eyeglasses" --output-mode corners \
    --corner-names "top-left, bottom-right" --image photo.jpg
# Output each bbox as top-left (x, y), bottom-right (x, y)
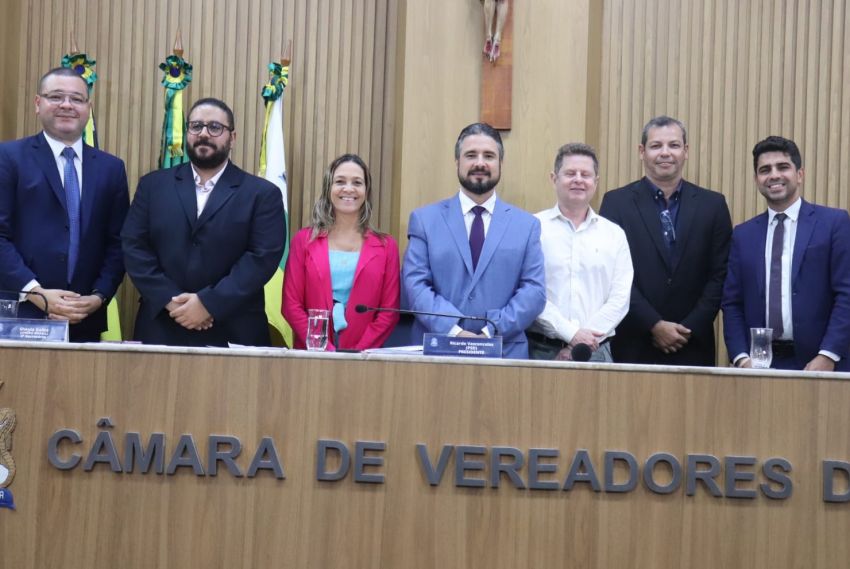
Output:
top-left (122, 97), bottom-right (284, 346)
top-left (599, 115), bottom-right (732, 366)
top-left (0, 67), bottom-right (129, 341)
top-left (527, 143), bottom-right (633, 362)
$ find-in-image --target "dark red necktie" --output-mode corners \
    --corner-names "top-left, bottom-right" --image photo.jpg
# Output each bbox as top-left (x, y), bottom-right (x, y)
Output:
top-left (469, 206), bottom-right (486, 271)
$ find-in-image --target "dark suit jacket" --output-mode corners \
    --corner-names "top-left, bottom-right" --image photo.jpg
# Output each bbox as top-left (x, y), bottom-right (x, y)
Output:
top-left (0, 133), bottom-right (129, 340)
top-left (122, 162), bottom-right (285, 347)
top-left (599, 177), bottom-right (732, 365)
top-left (721, 200), bottom-right (850, 371)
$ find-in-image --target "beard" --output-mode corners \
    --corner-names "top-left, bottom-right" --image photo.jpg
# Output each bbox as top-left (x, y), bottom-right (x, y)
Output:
top-left (188, 140), bottom-right (230, 170)
top-left (458, 167), bottom-right (500, 195)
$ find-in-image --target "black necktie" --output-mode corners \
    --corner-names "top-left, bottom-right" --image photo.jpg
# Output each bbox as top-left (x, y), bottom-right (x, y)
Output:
top-left (768, 213), bottom-right (787, 337)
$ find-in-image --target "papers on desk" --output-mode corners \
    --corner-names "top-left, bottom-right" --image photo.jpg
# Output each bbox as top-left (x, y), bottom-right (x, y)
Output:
top-left (363, 345), bottom-right (424, 355)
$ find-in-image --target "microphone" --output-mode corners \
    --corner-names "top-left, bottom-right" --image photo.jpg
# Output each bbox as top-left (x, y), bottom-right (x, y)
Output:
top-left (0, 290), bottom-right (49, 317)
top-left (355, 304), bottom-right (499, 337)
top-left (570, 343), bottom-right (593, 362)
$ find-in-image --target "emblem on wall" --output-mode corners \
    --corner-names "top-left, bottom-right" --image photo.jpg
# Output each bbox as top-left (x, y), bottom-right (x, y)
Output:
top-left (0, 381), bottom-right (17, 510)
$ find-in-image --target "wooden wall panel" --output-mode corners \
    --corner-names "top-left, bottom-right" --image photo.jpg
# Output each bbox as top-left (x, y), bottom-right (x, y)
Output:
top-left (395, 0), bottom-right (594, 247)
top-left (597, 0), bottom-right (850, 224)
top-left (6, 0), bottom-right (398, 337)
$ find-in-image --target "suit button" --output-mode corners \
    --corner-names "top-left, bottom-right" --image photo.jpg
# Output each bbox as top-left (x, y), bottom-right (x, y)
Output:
top-left (192, 241), bottom-right (199, 246)
top-left (469, 293), bottom-right (475, 299)
top-left (667, 278), bottom-right (672, 285)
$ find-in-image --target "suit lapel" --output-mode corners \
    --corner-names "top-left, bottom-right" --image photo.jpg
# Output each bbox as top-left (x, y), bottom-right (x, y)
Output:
top-left (195, 162), bottom-right (238, 232)
top-left (752, 213), bottom-right (769, 298)
top-left (792, 200), bottom-right (816, 282)
top-left (354, 232), bottom-right (380, 285)
top-left (80, 144), bottom-right (98, 237)
top-left (306, 233), bottom-right (333, 307)
top-left (634, 179), bottom-right (671, 268)
top-left (32, 133), bottom-right (66, 210)
top-left (174, 164), bottom-right (199, 230)
top-left (442, 197), bottom-right (474, 275)
top-left (470, 199), bottom-right (510, 289)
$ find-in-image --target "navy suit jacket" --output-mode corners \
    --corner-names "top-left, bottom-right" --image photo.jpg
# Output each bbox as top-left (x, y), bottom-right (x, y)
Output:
top-left (122, 162), bottom-right (285, 347)
top-left (721, 200), bottom-right (850, 371)
top-left (599, 178), bottom-right (732, 365)
top-left (402, 195), bottom-right (546, 359)
top-left (0, 133), bottom-right (129, 339)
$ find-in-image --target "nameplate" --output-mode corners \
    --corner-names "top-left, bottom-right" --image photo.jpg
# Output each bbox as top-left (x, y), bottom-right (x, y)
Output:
top-left (422, 333), bottom-right (503, 358)
top-left (0, 318), bottom-right (69, 342)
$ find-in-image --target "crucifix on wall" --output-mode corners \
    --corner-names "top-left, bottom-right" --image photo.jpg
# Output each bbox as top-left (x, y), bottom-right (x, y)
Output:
top-left (479, 0), bottom-right (512, 130)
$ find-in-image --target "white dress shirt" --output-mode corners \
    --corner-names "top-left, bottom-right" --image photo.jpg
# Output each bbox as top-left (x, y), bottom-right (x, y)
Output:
top-left (531, 205), bottom-right (633, 343)
top-left (22, 133), bottom-right (85, 300)
top-left (448, 191), bottom-right (498, 337)
top-left (764, 198), bottom-right (800, 342)
top-left (458, 189), bottom-right (496, 237)
top-left (191, 162), bottom-right (228, 218)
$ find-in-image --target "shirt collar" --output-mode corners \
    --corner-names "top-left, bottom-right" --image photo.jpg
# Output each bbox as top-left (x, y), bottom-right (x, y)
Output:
top-left (545, 204), bottom-right (598, 228)
top-left (191, 161), bottom-right (229, 190)
top-left (43, 131), bottom-right (84, 161)
top-left (647, 178), bottom-right (683, 203)
top-left (458, 190), bottom-right (497, 215)
top-left (768, 197), bottom-right (802, 223)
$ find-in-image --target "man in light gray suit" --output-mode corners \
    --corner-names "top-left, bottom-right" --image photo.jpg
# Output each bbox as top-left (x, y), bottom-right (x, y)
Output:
top-left (402, 122), bottom-right (546, 359)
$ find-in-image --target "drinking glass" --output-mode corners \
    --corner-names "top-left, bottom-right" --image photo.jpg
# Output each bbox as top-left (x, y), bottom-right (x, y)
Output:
top-left (0, 298), bottom-right (19, 318)
top-left (306, 309), bottom-right (330, 351)
top-left (749, 327), bottom-right (773, 369)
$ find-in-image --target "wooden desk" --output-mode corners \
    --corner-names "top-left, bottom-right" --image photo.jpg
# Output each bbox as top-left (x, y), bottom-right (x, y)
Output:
top-left (1, 342), bottom-right (848, 568)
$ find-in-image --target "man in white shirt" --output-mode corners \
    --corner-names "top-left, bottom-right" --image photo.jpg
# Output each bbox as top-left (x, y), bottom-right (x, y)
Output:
top-left (722, 136), bottom-right (850, 371)
top-left (528, 143), bottom-right (633, 362)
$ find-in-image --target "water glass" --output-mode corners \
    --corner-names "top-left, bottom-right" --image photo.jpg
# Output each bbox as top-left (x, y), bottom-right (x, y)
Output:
top-left (0, 298), bottom-right (19, 318)
top-left (749, 327), bottom-right (773, 369)
top-left (306, 309), bottom-right (330, 351)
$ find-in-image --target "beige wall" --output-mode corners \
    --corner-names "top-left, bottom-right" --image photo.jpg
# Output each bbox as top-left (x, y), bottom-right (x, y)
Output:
top-left (597, 0), bottom-right (850, 224)
top-left (395, 0), bottom-right (594, 245)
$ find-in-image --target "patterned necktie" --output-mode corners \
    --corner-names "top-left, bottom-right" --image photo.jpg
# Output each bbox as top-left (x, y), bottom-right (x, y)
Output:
top-left (62, 147), bottom-right (81, 283)
top-left (469, 205), bottom-right (486, 271)
top-left (660, 209), bottom-right (676, 249)
top-left (768, 212), bottom-right (787, 337)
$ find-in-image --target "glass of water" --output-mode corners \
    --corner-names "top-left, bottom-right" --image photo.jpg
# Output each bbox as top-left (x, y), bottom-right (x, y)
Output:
top-left (0, 298), bottom-right (19, 318)
top-left (306, 309), bottom-right (330, 351)
top-left (749, 327), bottom-right (773, 369)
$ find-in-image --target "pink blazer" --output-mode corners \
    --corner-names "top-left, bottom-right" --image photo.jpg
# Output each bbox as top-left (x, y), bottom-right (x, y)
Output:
top-left (283, 228), bottom-right (400, 350)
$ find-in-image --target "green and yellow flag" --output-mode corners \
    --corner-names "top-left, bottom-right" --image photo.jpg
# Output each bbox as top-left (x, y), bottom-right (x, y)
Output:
top-left (158, 53), bottom-right (192, 169)
top-left (258, 61), bottom-right (292, 347)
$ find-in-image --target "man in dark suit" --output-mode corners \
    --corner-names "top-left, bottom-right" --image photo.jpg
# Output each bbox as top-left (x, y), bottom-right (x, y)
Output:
top-left (599, 116), bottom-right (732, 366)
top-left (122, 98), bottom-right (284, 347)
top-left (722, 136), bottom-right (850, 371)
top-left (0, 67), bottom-right (129, 341)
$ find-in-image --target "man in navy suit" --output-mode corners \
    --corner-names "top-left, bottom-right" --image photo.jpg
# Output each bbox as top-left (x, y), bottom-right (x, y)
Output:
top-left (122, 97), bottom-right (284, 347)
top-left (722, 136), bottom-right (850, 371)
top-left (402, 122), bottom-right (546, 359)
top-left (0, 67), bottom-right (129, 341)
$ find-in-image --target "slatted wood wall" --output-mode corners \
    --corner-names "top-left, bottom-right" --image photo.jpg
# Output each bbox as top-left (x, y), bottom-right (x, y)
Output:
top-left (4, 0), bottom-right (398, 337)
top-left (597, 0), bottom-right (850, 224)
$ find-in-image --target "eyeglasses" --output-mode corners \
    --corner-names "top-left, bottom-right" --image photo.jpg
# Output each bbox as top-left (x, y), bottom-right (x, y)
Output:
top-left (187, 121), bottom-right (233, 137)
top-left (39, 92), bottom-right (89, 106)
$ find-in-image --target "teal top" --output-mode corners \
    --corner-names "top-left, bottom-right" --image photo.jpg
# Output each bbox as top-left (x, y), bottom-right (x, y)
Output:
top-left (329, 250), bottom-right (360, 334)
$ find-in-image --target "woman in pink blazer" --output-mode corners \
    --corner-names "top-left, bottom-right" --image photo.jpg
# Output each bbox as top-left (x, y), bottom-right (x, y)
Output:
top-left (283, 154), bottom-right (400, 350)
